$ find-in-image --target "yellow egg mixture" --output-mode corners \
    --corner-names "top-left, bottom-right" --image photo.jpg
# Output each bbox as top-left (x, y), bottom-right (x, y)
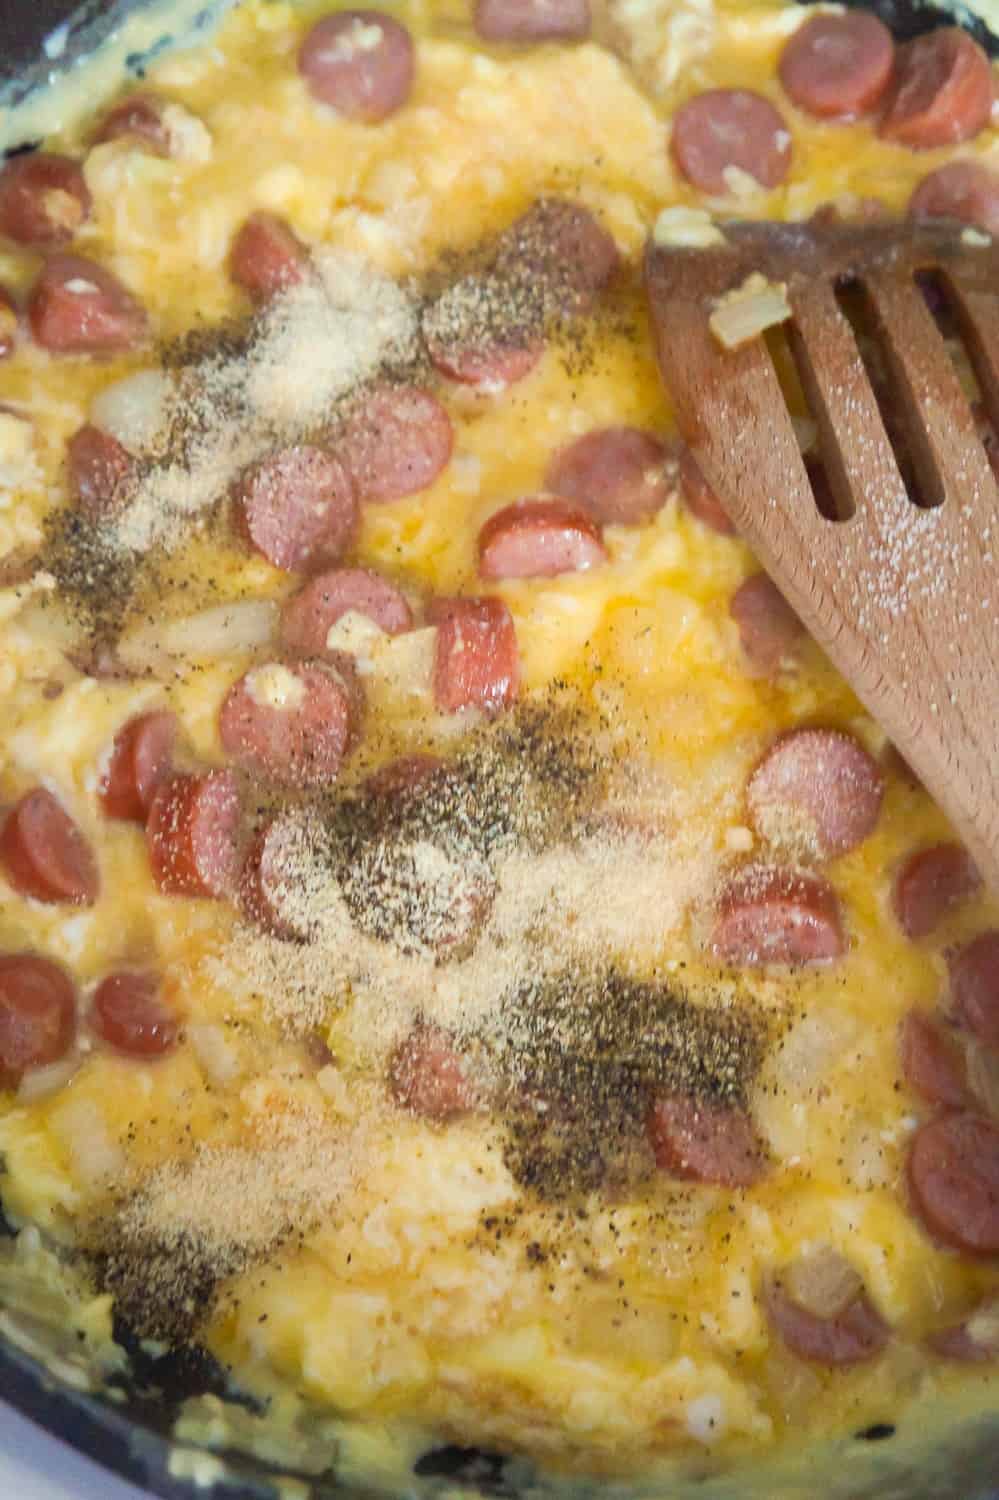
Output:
top-left (1, 0), bottom-right (998, 1488)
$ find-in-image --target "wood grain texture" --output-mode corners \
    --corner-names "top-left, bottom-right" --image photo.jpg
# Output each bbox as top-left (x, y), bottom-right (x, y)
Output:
top-left (646, 221), bottom-right (999, 894)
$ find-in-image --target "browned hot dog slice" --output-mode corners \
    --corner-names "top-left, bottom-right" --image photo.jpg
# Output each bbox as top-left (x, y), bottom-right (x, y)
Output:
top-left (66, 424), bottom-right (134, 520)
top-left (298, 10), bottom-right (415, 122)
top-left (950, 932), bottom-right (999, 1050)
top-left (0, 789), bottom-right (99, 906)
top-left (93, 92), bottom-right (173, 153)
top-left (747, 728), bottom-right (884, 857)
top-left (779, 13), bottom-right (894, 120)
top-left (763, 1259), bottom-right (890, 1365)
top-left (880, 28), bottom-right (993, 149)
top-left (0, 287), bottom-right (18, 359)
top-left (504, 197), bottom-right (619, 316)
top-left (647, 1091), bottom-right (765, 1187)
top-left (478, 497), bottom-right (606, 580)
top-left (92, 92), bottom-right (207, 158)
top-left (893, 843), bottom-right (982, 939)
top-left (146, 770), bottom-right (242, 898)
top-left (365, 753), bottom-right (445, 798)
top-left (907, 1111), bottom-right (999, 1254)
top-left (545, 427), bottom-right (671, 526)
top-left (910, 160), bottom-right (999, 234)
top-left (898, 1011), bottom-right (969, 1110)
top-left (0, 954), bottom-right (77, 1086)
top-left (677, 443), bottom-right (736, 534)
top-left (713, 864), bottom-right (844, 965)
top-left (91, 970), bottom-right (178, 1057)
top-left (29, 254), bottom-right (148, 354)
top-left (219, 660), bottom-right (360, 787)
top-left (423, 283), bottom-right (543, 391)
top-left (671, 89), bottom-right (792, 194)
top-left (428, 596), bottom-right (520, 714)
top-left (929, 1298), bottom-right (999, 1361)
top-left (474, 0), bottom-right (590, 42)
top-left (99, 711), bottom-right (177, 824)
top-left (239, 818), bottom-right (311, 942)
top-left (339, 385), bottom-right (453, 503)
top-left (229, 212), bottom-right (311, 303)
top-left (280, 566), bottom-right (413, 658)
top-left (730, 572), bottom-right (803, 675)
top-left (0, 153), bottom-right (91, 246)
top-left (234, 445), bottom-right (357, 572)
top-left (389, 1025), bottom-right (479, 1121)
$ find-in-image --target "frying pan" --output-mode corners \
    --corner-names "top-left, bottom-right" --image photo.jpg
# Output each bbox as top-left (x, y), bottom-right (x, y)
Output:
top-left (2, 2), bottom-right (999, 1495)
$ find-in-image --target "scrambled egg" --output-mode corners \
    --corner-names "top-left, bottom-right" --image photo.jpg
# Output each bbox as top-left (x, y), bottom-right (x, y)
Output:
top-left (1, 0), bottom-right (998, 1485)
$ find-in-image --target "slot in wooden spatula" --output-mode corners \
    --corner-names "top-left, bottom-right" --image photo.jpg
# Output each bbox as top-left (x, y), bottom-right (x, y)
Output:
top-left (645, 218), bottom-right (999, 894)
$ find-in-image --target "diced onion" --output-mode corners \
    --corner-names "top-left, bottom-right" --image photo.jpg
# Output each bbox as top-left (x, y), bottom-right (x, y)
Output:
top-left (119, 599), bottom-right (277, 672)
top-left (967, 1300), bottom-right (999, 1351)
top-left (653, 206), bottom-right (726, 249)
top-left (51, 1095), bottom-right (125, 1186)
top-left (16, 1056), bottom-right (80, 1103)
top-left (709, 272), bottom-right (792, 350)
top-left (91, 370), bottom-right (173, 454)
top-left (187, 1023), bottom-right (240, 1087)
top-left (354, 625), bottom-right (436, 697)
top-left (785, 1246), bottom-right (862, 1319)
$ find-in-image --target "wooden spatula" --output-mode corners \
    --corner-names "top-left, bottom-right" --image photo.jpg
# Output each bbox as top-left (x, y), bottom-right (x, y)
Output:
top-left (645, 218), bottom-right (999, 894)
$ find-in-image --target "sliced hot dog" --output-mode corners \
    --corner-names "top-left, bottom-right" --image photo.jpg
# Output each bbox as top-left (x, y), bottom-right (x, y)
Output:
top-left (950, 931), bottom-right (999, 1050)
top-left (880, 28), bottom-right (993, 149)
top-left (0, 152), bottom-right (91, 247)
top-left (747, 728), bottom-right (884, 858)
top-left (671, 89), bottom-right (792, 194)
top-left (239, 818), bottom-right (310, 942)
top-left (29, 254), bottom-right (148, 355)
top-left (929, 1298), bottom-right (999, 1361)
top-left (298, 9), bottom-right (415, 123)
top-left (219, 659), bottom-right (360, 787)
top-left (91, 970), bottom-right (178, 1058)
top-left (677, 444), bottom-right (735, 533)
top-left (907, 1110), bottom-right (999, 1255)
top-left (423, 277), bottom-right (543, 391)
top-left (93, 92), bottom-right (208, 159)
top-left (779, 13), bottom-right (894, 120)
top-left (365, 753), bottom-right (445, 798)
top-left (893, 842), bottom-right (982, 940)
top-left (99, 711), bottom-right (177, 824)
top-left (429, 595), bottom-right (519, 714)
top-left (730, 572), bottom-right (803, 675)
top-left (146, 769), bottom-right (242, 898)
top-left (647, 1091), bottom-right (765, 1187)
top-left (545, 426), bottom-right (671, 526)
top-left (338, 385), bottom-right (453, 503)
top-left (910, 160), bottom-right (999, 235)
top-left (93, 92), bottom-right (171, 153)
top-left (899, 1010), bottom-right (969, 1110)
top-left (763, 1260), bottom-right (890, 1365)
top-left (66, 424), bottom-right (134, 520)
top-left (0, 955), bottom-right (77, 1087)
top-left (0, 287), bottom-right (18, 360)
top-left (280, 566), bottom-right (413, 658)
top-left (0, 789), bottom-right (98, 906)
top-left (713, 864), bottom-right (844, 965)
top-left (503, 197), bottom-right (619, 317)
top-left (229, 212), bottom-right (311, 303)
top-left (234, 444), bottom-right (357, 572)
top-left (478, 496), bottom-right (607, 580)
top-left (389, 1025), bottom-right (479, 1121)
top-left (474, 0), bottom-right (590, 43)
